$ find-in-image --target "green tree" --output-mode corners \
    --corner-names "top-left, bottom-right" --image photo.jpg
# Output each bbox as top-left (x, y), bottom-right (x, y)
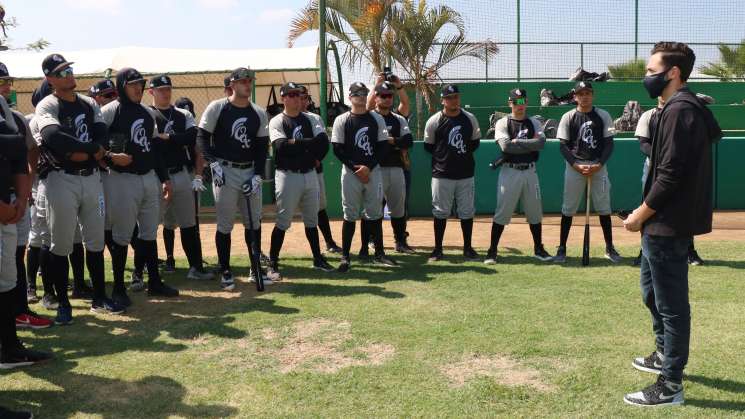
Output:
top-left (700, 41), bottom-right (745, 81)
top-left (0, 4), bottom-right (49, 51)
top-left (385, 0), bottom-right (496, 136)
top-left (607, 58), bottom-right (646, 81)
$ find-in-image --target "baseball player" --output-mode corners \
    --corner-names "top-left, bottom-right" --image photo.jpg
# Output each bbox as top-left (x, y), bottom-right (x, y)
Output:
top-left (423, 84), bottom-right (481, 262)
top-left (0, 64), bottom-right (54, 329)
top-left (553, 81), bottom-right (621, 264)
top-left (299, 85), bottom-right (342, 253)
top-left (129, 75), bottom-right (212, 281)
top-left (487, 88), bottom-right (552, 263)
top-left (365, 81), bottom-right (414, 254)
top-left (35, 54), bottom-right (126, 324)
top-left (332, 81), bottom-right (397, 271)
top-left (197, 67), bottom-right (269, 290)
top-left (101, 67), bottom-right (178, 306)
top-left (88, 79), bottom-right (118, 106)
top-left (266, 82), bottom-right (335, 279)
top-left (0, 99), bottom-right (53, 369)
top-left (25, 81), bottom-right (58, 310)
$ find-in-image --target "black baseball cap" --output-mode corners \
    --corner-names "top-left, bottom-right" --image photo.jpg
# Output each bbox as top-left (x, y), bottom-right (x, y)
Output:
top-left (88, 79), bottom-right (116, 97)
top-left (298, 84), bottom-right (308, 94)
top-left (573, 81), bottom-right (593, 93)
top-left (0, 62), bottom-right (9, 78)
top-left (374, 81), bottom-right (395, 95)
top-left (148, 74), bottom-right (172, 89)
top-left (280, 82), bottom-right (303, 96)
top-left (349, 82), bottom-right (369, 96)
top-left (509, 88), bottom-right (527, 101)
top-left (441, 84), bottom-right (460, 97)
top-left (229, 67), bottom-right (255, 83)
top-left (120, 68), bottom-right (145, 85)
top-left (42, 53), bottom-right (74, 76)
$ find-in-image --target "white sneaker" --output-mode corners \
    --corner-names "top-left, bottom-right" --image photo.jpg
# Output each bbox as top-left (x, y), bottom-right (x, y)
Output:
top-left (220, 272), bottom-right (236, 291)
top-left (248, 268), bottom-right (273, 285)
top-left (187, 267), bottom-right (215, 280)
top-left (129, 272), bottom-right (145, 292)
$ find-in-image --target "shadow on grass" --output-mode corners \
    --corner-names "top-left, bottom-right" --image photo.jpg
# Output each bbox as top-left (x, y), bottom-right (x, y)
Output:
top-left (279, 253), bottom-right (495, 285)
top-left (693, 259), bottom-right (745, 270)
top-left (9, 276), bottom-right (299, 417)
top-left (685, 398), bottom-right (745, 412)
top-left (687, 374), bottom-right (745, 393)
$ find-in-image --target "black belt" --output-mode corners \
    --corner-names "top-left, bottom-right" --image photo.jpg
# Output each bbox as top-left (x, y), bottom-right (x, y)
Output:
top-left (220, 160), bottom-right (253, 169)
top-left (112, 167), bottom-right (152, 176)
top-left (505, 162), bottom-right (535, 170)
top-left (62, 167), bottom-right (98, 176)
top-left (168, 165), bottom-right (188, 174)
top-left (279, 167), bottom-right (313, 174)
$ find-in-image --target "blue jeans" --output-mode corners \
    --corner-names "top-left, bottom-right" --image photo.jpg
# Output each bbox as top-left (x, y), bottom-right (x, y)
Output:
top-left (640, 234), bottom-right (692, 382)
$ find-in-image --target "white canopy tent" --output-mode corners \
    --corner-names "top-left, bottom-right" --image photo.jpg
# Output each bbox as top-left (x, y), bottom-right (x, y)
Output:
top-left (3, 45), bottom-right (336, 116)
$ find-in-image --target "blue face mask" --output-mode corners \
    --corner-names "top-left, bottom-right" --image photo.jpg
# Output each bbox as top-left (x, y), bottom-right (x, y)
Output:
top-left (643, 68), bottom-right (671, 99)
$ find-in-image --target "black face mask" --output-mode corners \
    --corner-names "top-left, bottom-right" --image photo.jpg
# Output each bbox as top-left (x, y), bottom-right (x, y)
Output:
top-left (643, 68), bottom-right (671, 99)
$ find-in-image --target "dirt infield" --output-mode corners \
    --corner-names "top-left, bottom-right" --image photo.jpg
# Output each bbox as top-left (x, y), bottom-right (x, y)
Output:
top-left (160, 211), bottom-right (745, 258)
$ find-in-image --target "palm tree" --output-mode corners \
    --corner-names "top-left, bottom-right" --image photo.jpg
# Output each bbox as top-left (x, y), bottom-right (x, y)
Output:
top-left (385, 0), bottom-right (497, 136)
top-left (607, 59), bottom-right (646, 81)
top-left (287, 0), bottom-right (397, 74)
top-left (700, 40), bottom-right (745, 81)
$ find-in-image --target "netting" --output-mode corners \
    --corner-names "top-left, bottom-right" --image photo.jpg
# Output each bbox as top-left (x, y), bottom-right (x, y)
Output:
top-left (332, 0), bottom-right (745, 87)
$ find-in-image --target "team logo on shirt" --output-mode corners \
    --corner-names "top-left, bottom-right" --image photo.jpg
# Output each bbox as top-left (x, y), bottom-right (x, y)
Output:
top-left (231, 117), bottom-right (251, 149)
top-left (516, 127), bottom-right (529, 139)
top-left (292, 125), bottom-right (303, 140)
top-left (448, 125), bottom-right (466, 154)
top-left (73, 114), bottom-right (90, 143)
top-left (163, 120), bottom-right (175, 135)
top-left (579, 120), bottom-right (597, 149)
top-left (354, 127), bottom-right (373, 156)
top-left (131, 118), bottom-right (150, 152)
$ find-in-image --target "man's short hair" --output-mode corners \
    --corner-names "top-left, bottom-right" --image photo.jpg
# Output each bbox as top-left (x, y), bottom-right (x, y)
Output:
top-left (651, 42), bottom-right (696, 82)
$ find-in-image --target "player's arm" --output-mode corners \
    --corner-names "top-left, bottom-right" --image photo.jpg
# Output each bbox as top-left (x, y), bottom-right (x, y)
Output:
top-left (170, 109), bottom-right (198, 147)
top-left (596, 110), bottom-right (616, 166)
top-left (395, 77), bottom-right (410, 117)
top-left (638, 136), bottom-right (652, 157)
top-left (635, 110), bottom-right (653, 157)
top-left (370, 115), bottom-right (389, 169)
top-left (466, 112), bottom-right (481, 151)
top-left (556, 112), bottom-right (579, 166)
top-left (423, 114), bottom-right (438, 154)
top-left (308, 115), bottom-right (330, 160)
top-left (512, 118), bottom-right (547, 151)
top-left (366, 73), bottom-right (386, 111)
top-left (393, 115), bottom-right (414, 149)
top-left (8, 142), bottom-right (30, 224)
top-left (331, 115), bottom-right (356, 170)
top-left (253, 109), bottom-right (270, 179)
top-left (495, 117), bottom-right (524, 153)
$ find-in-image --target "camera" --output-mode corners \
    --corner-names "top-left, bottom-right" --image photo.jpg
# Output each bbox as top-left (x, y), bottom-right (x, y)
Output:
top-left (383, 66), bottom-right (395, 82)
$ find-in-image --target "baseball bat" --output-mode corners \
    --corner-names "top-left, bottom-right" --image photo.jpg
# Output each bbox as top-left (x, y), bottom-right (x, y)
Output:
top-left (582, 176), bottom-right (592, 266)
top-left (245, 192), bottom-right (264, 292)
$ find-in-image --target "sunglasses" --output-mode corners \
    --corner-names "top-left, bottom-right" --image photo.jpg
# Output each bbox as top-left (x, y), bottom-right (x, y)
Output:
top-left (53, 67), bottom-right (74, 78)
top-left (512, 98), bottom-right (526, 105)
top-left (378, 93), bottom-right (393, 99)
top-left (101, 91), bottom-right (117, 99)
top-left (283, 92), bottom-right (301, 98)
top-left (126, 78), bottom-right (145, 86)
top-left (0, 78), bottom-right (14, 86)
top-left (350, 92), bottom-right (368, 97)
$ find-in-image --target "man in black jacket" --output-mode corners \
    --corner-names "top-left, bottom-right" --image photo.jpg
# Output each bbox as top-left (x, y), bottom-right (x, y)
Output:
top-left (623, 42), bottom-right (722, 407)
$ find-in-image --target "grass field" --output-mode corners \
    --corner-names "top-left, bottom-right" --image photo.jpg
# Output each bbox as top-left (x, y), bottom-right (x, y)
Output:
top-left (2, 241), bottom-right (745, 418)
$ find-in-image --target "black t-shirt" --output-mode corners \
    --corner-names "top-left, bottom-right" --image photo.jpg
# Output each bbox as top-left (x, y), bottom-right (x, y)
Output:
top-left (423, 110), bottom-right (481, 179)
top-left (557, 107), bottom-right (614, 163)
top-left (269, 113), bottom-right (324, 172)
top-left (331, 111), bottom-right (388, 169)
top-left (378, 111), bottom-right (413, 168)
top-left (150, 105), bottom-right (195, 170)
top-left (36, 94), bottom-right (102, 171)
top-left (504, 117), bottom-right (539, 164)
top-left (0, 115), bottom-right (28, 203)
top-left (198, 99), bottom-right (269, 163)
top-left (101, 100), bottom-right (163, 177)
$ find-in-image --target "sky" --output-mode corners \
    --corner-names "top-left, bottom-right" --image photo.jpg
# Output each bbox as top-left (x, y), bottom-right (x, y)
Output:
top-left (3, 0), bottom-right (743, 82)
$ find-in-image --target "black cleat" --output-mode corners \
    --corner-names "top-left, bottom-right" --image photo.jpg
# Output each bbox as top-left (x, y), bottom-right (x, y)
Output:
top-left (162, 258), bottom-right (176, 274)
top-left (428, 248), bottom-right (444, 263)
top-left (326, 243), bottom-right (342, 254)
top-left (357, 249), bottom-right (371, 262)
top-left (0, 406), bottom-right (34, 418)
top-left (313, 256), bottom-right (335, 272)
top-left (91, 298), bottom-right (126, 315)
top-left (148, 281), bottom-right (179, 297)
top-left (337, 257), bottom-right (351, 273)
top-left (373, 254), bottom-right (398, 267)
top-left (71, 283), bottom-right (94, 300)
top-left (0, 345), bottom-right (53, 369)
top-left (553, 246), bottom-right (567, 263)
top-left (111, 288), bottom-right (132, 307)
top-left (395, 242), bottom-right (416, 254)
top-left (605, 246), bottom-right (623, 263)
top-left (534, 244), bottom-right (553, 262)
top-left (463, 247), bottom-right (479, 261)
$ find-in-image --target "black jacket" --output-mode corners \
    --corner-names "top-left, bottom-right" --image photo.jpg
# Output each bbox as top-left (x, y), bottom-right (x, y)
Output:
top-left (643, 87), bottom-right (722, 237)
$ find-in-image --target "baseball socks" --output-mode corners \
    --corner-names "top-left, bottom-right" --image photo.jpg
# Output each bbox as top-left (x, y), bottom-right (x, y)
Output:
top-left (215, 231), bottom-right (231, 274)
top-left (359, 219), bottom-right (372, 258)
top-left (49, 253), bottom-right (73, 324)
top-left (371, 218), bottom-right (396, 266)
top-left (486, 222), bottom-right (505, 262)
top-left (430, 217), bottom-right (447, 261)
top-left (142, 239), bottom-right (178, 297)
top-left (600, 215), bottom-right (622, 262)
top-left (70, 243), bottom-right (92, 299)
top-left (317, 209), bottom-right (340, 252)
top-left (162, 227), bottom-right (176, 269)
top-left (530, 223), bottom-right (552, 261)
top-left (461, 218), bottom-right (478, 259)
top-left (110, 243), bottom-right (131, 307)
top-left (339, 220), bottom-right (355, 272)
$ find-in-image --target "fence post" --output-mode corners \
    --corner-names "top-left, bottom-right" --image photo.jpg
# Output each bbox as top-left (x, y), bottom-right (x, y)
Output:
top-left (580, 43), bottom-right (584, 69)
top-left (485, 43), bottom-right (489, 82)
top-left (516, 0), bottom-right (521, 82)
top-left (319, 0), bottom-right (328, 125)
top-left (634, 0), bottom-right (639, 60)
